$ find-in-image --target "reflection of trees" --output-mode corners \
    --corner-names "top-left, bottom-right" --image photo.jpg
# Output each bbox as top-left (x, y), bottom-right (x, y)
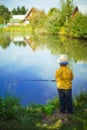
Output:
top-left (25, 35), bottom-right (63, 52)
top-left (62, 38), bottom-right (87, 62)
top-left (0, 36), bottom-right (11, 49)
top-left (0, 33), bottom-right (87, 62)
top-left (0, 33), bottom-right (26, 48)
top-left (27, 35), bottom-right (87, 62)
top-left (13, 41), bottom-right (26, 47)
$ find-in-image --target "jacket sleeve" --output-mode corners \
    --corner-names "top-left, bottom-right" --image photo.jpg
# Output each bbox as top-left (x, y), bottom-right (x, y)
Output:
top-left (71, 71), bottom-right (74, 80)
top-left (55, 70), bottom-right (59, 81)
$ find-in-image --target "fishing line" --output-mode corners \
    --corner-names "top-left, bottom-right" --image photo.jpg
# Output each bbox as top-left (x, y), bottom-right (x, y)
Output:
top-left (13, 79), bottom-right (56, 83)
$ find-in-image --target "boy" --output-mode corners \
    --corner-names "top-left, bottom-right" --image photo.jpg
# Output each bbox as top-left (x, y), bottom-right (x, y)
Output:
top-left (55, 54), bottom-right (74, 114)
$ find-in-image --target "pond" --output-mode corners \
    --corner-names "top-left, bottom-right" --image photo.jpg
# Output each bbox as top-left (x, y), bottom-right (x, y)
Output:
top-left (0, 32), bottom-right (87, 106)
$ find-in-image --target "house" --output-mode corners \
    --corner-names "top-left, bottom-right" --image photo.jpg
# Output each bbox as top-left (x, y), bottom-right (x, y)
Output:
top-left (24, 36), bottom-right (37, 51)
top-left (22, 7), bottom-right (38, 24)
top-left (8, 15), bottom-right (25, 26)
top-left (8, 7), bottom-right (38, 26)
top-left (13, 15), bottom-right (25, 20)
top-left (71, 6), bottom-right (79, 17)
top-left (24, 7), bottom-right (37, 23)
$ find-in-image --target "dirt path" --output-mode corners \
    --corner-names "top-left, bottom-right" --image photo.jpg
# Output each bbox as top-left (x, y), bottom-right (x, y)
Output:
top-left (42, 109), bottom-right (69, 125)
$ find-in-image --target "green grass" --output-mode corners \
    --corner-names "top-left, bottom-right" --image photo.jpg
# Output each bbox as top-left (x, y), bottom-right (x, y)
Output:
top-left (0, 91), bottom-right (87, 130)
top-left (0, 25), bottom-right (32, 34)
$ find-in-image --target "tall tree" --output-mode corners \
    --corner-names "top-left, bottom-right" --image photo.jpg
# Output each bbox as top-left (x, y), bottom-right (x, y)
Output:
top-left (0, 5), bottom-right (10, 23)
top-left (69, 12), bottom-right (87, 38)
top-left (12, 8), bottom-right (17, 15)
top-left (30, 10), bottom-right (46, 30)
top-left (45, 8), bottom-right (61, 34)
top-left (20, 6), bottom-right (26, 14)
top-left (48, 8), bottom-right (60, 16)
top-left (60, 0), bottom-right (74, 26)
top-left (0, 16), bottom-right (4, 24)
top-left (17, 6), bottom-right (20, 14)
top-left (12, 6), bottom-right (27, 15)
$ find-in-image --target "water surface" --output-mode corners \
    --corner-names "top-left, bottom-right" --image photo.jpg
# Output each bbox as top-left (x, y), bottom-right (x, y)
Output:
top-left (0, 33), bottom-right (87, 106)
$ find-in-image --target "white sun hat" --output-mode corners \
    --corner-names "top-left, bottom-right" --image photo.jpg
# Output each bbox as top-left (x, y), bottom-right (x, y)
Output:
top-left (57, 54), bottom-right (68, 65)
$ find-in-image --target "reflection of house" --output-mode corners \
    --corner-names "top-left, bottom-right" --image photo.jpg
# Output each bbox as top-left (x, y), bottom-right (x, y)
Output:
top-left (8, 7), bottom-right (38, 26)
top-left (12, 36), bottom-right (26, 46)
top-left (11, 36), bottom-right (36, 50)
top-left (13, 36), bottom-right (24, 42)
top-left (24, 36), bottom-right (36, 51)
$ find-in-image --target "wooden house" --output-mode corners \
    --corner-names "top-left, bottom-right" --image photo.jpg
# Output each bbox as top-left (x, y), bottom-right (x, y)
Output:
top-left (24, 7), bottom-right (37, 20)
top-left (8, 7), bottom-right (38, 26)
top-left (23, 7), bottom-right (38, 24)
top-left (9, 15), bottom-right (25, 26)
top-left (71, 6), bottom-right (79, 17)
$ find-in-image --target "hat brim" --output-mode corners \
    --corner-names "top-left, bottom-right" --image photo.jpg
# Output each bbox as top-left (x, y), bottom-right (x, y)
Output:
top-left (57, 60), bottom-right (68, 64)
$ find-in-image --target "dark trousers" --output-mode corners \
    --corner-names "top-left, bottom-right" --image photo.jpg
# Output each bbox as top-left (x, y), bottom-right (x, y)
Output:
top-left (58, 89), bottom-right (73, 114)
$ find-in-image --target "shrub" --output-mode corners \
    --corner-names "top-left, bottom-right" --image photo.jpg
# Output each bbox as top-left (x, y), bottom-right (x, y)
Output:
top-left (0, 95), bottom-right (21, 120)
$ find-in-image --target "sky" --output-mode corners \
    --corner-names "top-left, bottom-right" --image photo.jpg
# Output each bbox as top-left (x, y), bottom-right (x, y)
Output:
top-left (0, 0), bottom-right (87, 14)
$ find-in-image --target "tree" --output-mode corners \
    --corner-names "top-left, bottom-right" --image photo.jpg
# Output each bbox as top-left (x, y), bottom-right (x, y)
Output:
top-left (20, 6), bottom-right (26, 14)
top-left (30, 10), bottom-right (46, 31)
top-left (0, 16), bottom-right (4, 24)
top-left (68, 12), bottom-right (87, 38)
top-left (44, 8), bottom-right (61, 34)
top-left (12, 6), bottom-right (27, 15)
top-left (48, 8), bottom-right (60, 16)
top-left (0, 5), bottom-right (10, 23)
top-left (17, 6), bottom-right (20, 14)
top-left (60, 0), bottom-right (74, 26)
top-left (12, 8), bottom-right (17, 15)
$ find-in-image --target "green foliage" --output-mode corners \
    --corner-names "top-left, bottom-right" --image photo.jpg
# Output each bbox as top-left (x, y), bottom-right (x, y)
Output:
top-left (44, 97), bottom-right (59, 116)
top-left (48, 8), bottom-right (60, 16)
top-left (0, 34), bottom-right (11, 49)
top-left (30, 10), bottom-right (46, 31)
top-left (75, 91), bottom-right (87, 109)
top-left (60, 0), bottom-right (74, 26)
top-left (45, 9), bottom-right (61, 34)
top-left (0, 5), bottom-right (10, 23)
top-left (69, 12), bottom-right (87, 38)
top-left (47, 97), bottom-right (59, 109)
top-left (0, 92), bottom-right (87, 130)
top-left (0, 96), bottom-right (44, 130)
top-left (0, 95), bottom-right (21, 120)
top-left (0, 16), bottom-right (4, 24)
top-left (44, 104), bottom-right (54, 116)
top-left (26, 104), bottom-right (44, 117)
top-left (12, 6), bottom-right (27, 15)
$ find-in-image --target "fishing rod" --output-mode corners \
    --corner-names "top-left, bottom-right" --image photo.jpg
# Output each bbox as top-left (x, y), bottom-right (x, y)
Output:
top-left (13, 79), bottom-right (56, 83)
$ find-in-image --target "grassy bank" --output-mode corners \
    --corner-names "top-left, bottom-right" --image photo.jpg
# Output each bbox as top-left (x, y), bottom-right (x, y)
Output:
top-left (0, 26), bottom-right (32, 34)
top-left (0, 91), bottom-right (87, 130)
top-left (1, 26), bottom-right (87, 39)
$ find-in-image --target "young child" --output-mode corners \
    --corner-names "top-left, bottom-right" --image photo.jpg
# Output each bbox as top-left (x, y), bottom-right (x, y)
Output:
top-left (55, 54), bottom-right (74, 114)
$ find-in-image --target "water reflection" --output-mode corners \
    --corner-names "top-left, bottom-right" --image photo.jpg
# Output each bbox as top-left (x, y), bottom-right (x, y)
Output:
top-left (0, 33), bottom-right (87, 106)
top-left (0, 33), bottom-right (87, 62)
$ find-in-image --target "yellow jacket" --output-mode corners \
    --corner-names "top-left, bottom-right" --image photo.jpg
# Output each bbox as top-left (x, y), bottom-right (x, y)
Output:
top-left (55, 66), bottom-right (74, 89)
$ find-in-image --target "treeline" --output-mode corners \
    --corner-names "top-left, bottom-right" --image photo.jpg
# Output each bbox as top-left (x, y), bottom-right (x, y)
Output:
top-left (0, 5), bottom-right (10, 23)
top-left (29, 0), bottom-right (87, 38)
top-left (12, 6), bottom-right (27, 15)
top-left (1, 33), bottom-right (87, 62)
top-left (0, 0), bottom-right (87, 38)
